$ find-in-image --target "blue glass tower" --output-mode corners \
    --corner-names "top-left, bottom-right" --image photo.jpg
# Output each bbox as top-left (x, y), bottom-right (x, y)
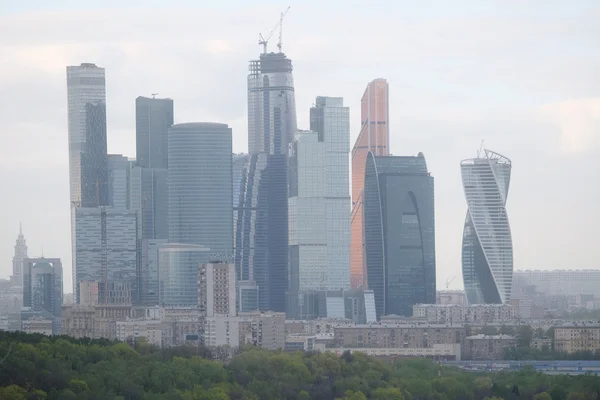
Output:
top-left (363, 152), bottom-right (436, 318)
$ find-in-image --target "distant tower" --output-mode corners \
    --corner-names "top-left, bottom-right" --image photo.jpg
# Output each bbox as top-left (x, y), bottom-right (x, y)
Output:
top-left (461, 149), bottom-right (513, 304)
top-left (11, 223), bottom-right (28, 285)
top-left (350, 79), bottom-right (390, 288)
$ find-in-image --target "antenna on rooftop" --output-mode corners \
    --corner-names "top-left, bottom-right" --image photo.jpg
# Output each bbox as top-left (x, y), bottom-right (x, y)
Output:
top-left (477, 139), bottom-right (485, 158)
top-left (151, 93), bottom-right (159, 99)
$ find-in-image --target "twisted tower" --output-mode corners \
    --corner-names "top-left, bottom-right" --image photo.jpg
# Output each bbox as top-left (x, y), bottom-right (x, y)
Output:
top-left (461, 149), bottom-right (513, 304)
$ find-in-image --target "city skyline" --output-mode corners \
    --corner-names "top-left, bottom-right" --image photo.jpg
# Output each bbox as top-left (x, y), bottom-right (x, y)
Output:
top-left (1, 1), bottom-right (599, 294)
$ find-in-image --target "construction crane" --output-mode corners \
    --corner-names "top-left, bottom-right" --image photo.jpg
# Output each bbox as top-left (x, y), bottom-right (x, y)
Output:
top-left (445, 276), bottom-right (456, 289)
top-left (258, 6), bottom-right (290, 54)
top-left (151, 93), bottom-right (159, 99)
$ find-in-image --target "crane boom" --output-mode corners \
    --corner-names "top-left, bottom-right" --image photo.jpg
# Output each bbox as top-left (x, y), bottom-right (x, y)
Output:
top-left (258, 6), bottom-right (290, 54)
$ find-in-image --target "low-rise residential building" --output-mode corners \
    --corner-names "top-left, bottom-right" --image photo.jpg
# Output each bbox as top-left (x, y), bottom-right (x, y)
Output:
top-left (239, 312), bottom-right (286, 350)
top-left (22, 316), bottom-right (53, 335)
top-left (326, 343), bottom-right (461, 360)
top-left (554, 323), bottom-right (600, 354)
top-left (436, 290), bottom-right (467, 306)
top-left (116, 319), bottom-right (163, 347)
top-left (530, 337), bottom-right (552, 350)
top-left (205, 316), bottom-right (240, 348)
top-left (412, 304), bottom-right (516, 324)
top-left (462, 334), bottom-right (516, 360)
top-left (333, 324), bottom-right (467, 349)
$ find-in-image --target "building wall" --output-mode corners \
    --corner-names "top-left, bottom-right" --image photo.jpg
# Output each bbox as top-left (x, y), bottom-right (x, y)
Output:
top-left (107, 154), bottom-right (130, 209)
top-left (462, 334), bottom-right (516, 360)
top-left (135, 96), bottom-right (173, 169)
top-left (130, 166), bottom-right (168, 240)
top-left (205, 316), bottom-right (240, 347)
top-left (158, 244), bottom-right (209, 306)
top-left (364, 153), bottom-right (436, 318)
top-left (555, 325), bottom-right (600, 354)
top-left (333, 325), bottom-right (466, 349)
top-left (245, 53), bottom-right (297, 312)
top-left (310, 96), bottom-right (351, 291)
top-left (22, 258), bottom-right (63, 333)
top-left (461, 149), bottom-right (513, 304)
top-left (412, 304), bottom-right (517, 324)
top-left (73, 207), bottom-right (138, 302)
top-left (200, 262), bottom-right (237, 317)
top-left (350, 79), bottom-right (389, 288)
top-left (168, 123), bottom-right (233, 256)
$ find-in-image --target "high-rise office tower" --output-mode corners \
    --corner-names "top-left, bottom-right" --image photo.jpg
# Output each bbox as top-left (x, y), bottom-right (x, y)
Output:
top-left (363, 152), bottom-right (435, 319)
top-left (350, 79), bottom-right (389, 288)
top-left (158, 243), bottom-right (210, 306)
top-left (232, 153), bottom-right (250, 281)
top-left (135, 96), bottom-right (174, 169)
top-left (11, 223), bottom-right (28, 285)
top-left (168, 122), bottom-right (233, 251)
top-left (288, 130), bottom-right (327, 316)
top-left (461, 149), bottom-right (513, 304)
top-left (238, 50), bottom-right (297, 312)
top-left (310, 96), bottom-right (351, 290)
top-left (73, 207), bottom-right (138, 303)
top-left (66, 63), bottom-right (109, 208)
top-left (107, 154), bottom-right (130, 209)
top-left (22, 258), bottom-right (63, 333)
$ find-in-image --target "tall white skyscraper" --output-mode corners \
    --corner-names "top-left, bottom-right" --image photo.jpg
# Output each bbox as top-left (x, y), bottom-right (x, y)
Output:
top-left (310, 97), bottom-right (351, 290)
top-left (461, 149), bottom-right (513, 304)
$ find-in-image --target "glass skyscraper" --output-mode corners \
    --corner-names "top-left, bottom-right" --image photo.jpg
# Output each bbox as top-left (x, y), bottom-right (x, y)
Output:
top-left (350, 79), bottom-right (389, 289)
top-left (310, 96), bottom-right (351, 292)
top-left (363, 152), bottom-right (436, 319)
top-left (73, 207), bottom-right (138, 303)
top-left (22, 258), bottom-right (63, 333)
top-left (66, 63), bottom-right (108, 207)
top-left (167, 122), bottom-right (233, 252)
top-left (461, 149), bottom-right (513, 304)
top-left (135, 96), bottom-right (174, 169)
top-left (237, 51), bottom-right (297, 312)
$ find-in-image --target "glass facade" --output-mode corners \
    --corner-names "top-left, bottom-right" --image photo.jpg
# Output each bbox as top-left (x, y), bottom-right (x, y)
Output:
top-left (130, 166), bottom-right (168, 240)
top-left (139, 239), bottom-right (168, 306)
top-left (135, 96), bottom-right (174, 169)
top-left (350, 79), bottom-right (389, 288)
top-left (73, 207), bottom-right (138, 303)
top-left (22, 258), bottom-right (63, 333)
top-left (66, 63), bottom-right (108, 207)
top-left (158, 244), bottom-right (209, 306)
top-left (364, 152), bottom-right (436, 319)
top-left (239, 52), bottom-right (297, 312)
top-left (310, 97), bottom-right (351, 292)
top-left (107, 154), bottom-right (130, 209)
top-left (168, 122), bottom-right (233, 259)
top-left (461, 149), bottom-right (513, 304)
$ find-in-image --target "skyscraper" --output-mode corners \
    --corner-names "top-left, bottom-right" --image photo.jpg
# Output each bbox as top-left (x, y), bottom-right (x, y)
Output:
top-left (310, 96), bottom-right (351, 291)
top-left (11, 224), bottom-right (28, 285)
top-left (288, 130), bottom-right (327, 316)
top-left (107, 154), bottom-right (130, 209)
top-left (73, 207), bottom-right (138, 303)
top-left (66, 63), bottom-right (108, 207)
top-left (135, 96), bottom-right (174, 169)
top-left (167, 122), bottom-right (233, 254)
top-left (238, 50), bottom-right (297, 312)
top-left (461, 149), bottom-right (513, 304)
top-left (22, 258), bottom-right (63, 334)
top-left (350, 79), bottom-right (389, 288)
top-left (363, 152), bottom-right (436, 319)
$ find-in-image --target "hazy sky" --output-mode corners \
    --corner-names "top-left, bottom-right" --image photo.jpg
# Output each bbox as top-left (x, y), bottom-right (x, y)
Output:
top-left (1, 0), bottom-right (599, 292)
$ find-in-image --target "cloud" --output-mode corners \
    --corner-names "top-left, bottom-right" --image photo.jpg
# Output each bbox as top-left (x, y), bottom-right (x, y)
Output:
top-left (539, 98), bottom-right (600, 154)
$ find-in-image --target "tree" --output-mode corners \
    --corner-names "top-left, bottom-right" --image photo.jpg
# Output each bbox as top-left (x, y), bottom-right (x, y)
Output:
top-left (518, 325), bottom-right (533, 347)
top-left (533, 393), bottom-right (552, 400)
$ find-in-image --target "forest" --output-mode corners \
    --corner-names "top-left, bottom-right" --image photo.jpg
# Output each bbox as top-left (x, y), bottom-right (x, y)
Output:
top-left (1, 331), bottom-right (600, 400)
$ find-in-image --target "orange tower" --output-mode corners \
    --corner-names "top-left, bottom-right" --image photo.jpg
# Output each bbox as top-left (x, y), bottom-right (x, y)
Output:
top-left (350, 79), bottom-right (389, 288)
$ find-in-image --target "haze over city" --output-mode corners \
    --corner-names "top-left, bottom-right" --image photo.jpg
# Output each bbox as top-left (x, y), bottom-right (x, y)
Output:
top-left (1, 0), bottom-right (599, 294)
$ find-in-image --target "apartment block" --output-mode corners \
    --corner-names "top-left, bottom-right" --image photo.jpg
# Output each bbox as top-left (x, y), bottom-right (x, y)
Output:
top-left (554, 323), bottom-right (600, 354)
top-left (412, 304), bottom-right (517, 324)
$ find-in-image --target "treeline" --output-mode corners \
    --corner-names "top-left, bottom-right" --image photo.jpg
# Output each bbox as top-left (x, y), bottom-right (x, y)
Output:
top-left (506, 346), bottom-right (600, 361)
top-left (1, 331), bottom-right (600, 400)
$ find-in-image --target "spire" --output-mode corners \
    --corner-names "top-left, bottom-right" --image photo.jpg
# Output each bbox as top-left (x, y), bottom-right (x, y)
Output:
top-left (19, 221), bottom-right (23, 236)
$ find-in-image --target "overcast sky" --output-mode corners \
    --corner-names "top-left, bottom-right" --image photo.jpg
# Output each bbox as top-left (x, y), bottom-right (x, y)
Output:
top-left (1, 0), bottom-right (599, 292)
